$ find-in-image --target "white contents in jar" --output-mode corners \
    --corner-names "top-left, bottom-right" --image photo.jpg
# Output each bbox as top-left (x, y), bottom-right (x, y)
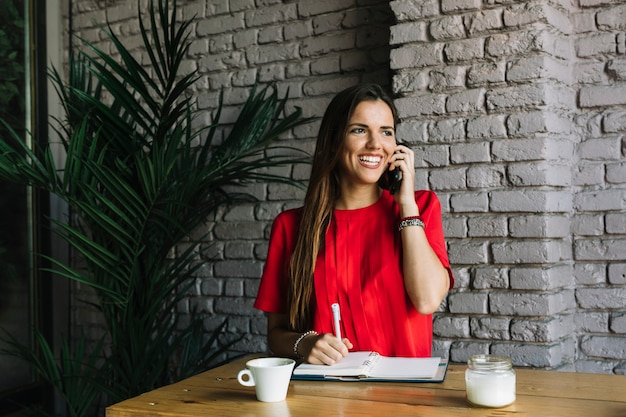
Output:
top-left (465, 354), bottom-right (516, 408)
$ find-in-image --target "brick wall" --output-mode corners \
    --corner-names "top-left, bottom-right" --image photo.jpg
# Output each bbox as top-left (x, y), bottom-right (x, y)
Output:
top-left (68, 0), bottom-right (625, 373)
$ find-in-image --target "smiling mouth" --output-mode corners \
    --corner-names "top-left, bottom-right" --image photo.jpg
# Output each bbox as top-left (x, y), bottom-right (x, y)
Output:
top-left (359, 155), bottom-right (382, 167)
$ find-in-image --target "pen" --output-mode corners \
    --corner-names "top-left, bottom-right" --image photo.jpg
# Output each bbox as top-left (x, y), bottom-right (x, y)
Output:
top-left (331, 303), bottom-right (342, 340)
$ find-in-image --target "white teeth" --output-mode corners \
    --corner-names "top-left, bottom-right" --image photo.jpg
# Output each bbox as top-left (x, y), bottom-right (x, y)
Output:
top-left (359, 156), bottom-right (381, 165)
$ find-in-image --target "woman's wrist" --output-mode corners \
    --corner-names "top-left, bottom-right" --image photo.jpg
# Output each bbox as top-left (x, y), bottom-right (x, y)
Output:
top-left (293, 330), bottom-right (318, 359)
top-left (399, 202), bottom-right (419, 218)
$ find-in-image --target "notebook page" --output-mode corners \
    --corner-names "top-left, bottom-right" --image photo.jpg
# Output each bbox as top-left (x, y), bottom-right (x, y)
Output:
top-left (293, 351), bottom-right (378, 377)
top-left (368, 356), bottom-right (441, 379)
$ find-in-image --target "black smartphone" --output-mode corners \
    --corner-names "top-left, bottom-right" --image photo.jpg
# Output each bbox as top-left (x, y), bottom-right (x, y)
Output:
top-left (378, 166), bottom-right (402, 195)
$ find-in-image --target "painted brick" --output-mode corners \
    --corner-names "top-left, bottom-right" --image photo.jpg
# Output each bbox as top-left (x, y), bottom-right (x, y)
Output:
top-left (577, 287), bottom-right (626, 309)
top-left (433, 315), bottom-right (470, 338)
top-left (603, 110), bottom-right (626, 132)
top-left (390, 21), bottom-right (428, 45)
top-left (214, 295), bottom-right (254, 315)
top-left (508, 162), bottom-right (572, 187)
top-left (607, 213), bottom-right (626, 235)
top-left (447, 88), bottom-right (486, 113)
top-left (396, 120), bottom-right (428, 143)
top-left (444, 38), bottom-right (485, 62)
top-left (197, 13), bottom-right (245, 35)
top-left (450, 191), bottom-right (489, 212)
top-left (283, 20), bottom-right (313, 40)
top-left (573, 162), bottom-right (605, 186)
top-left (507, 55), bottom-right (572, 84)
top-left (607, 162), bottom-right (626, 184)
top-left (468, 62), bottom-right (507, 86)
top-left (429, 167), bottom-right (467, 190)
top-left (492, 342), bottom-right (564, 367)
top-left (511, 315), bottom-right (574, 342)
top-left (490, 190), bottom-right (573, 213)
top-left (610, 313), bottom-right (626, 333)
top-left (390, 43), bottom-right (444, 69)
top-left (471, 317), bottom-right (510, 339)
top-left (572, 213), bottom-right (605, 236)
top-left (448, 291), bottom-right (489, 314)
top-left (596, 3), bottom-right (626, 31)
top-left (429, 119), bottom-right (465, 142)
top-left (213, 222), bottom-right (265, 239)
top-left (430, 15), bottom-right (466, 40)
top-left (572, 11), bottom-right (597, 33)
top-left (493, 138), bottom-right (574, 162)
top-left (447, 241), bottom-right (489, 264)
top-left (509, 215), bottom-right (571, 238)
top-left (580, 86), bottom-right (626, 107)
top-left (395, 93), bottom-right (447, 117)
top-left (510, 264), bottom-right (573, 290)
top-left (472, 266), bottom-right (509, 288)
top-left (492, 240), bottom-right (570, 264)
top-left (466, 165), bottom-right (506, 188)
top-left (214, 260), bottom-right (264, 278)
top-left (578, 33), bottom-right (617, 57)
top-left (581, 335), bottom-right (626, 360)
top-left (450, 341), bottom-right (490, 363)
top-left (487, 83), bottom-right (568, 111)
top-left (300, 33), bottom-right (356, 57)
top-left (311, 55), bottom-right (340, 75)
top-left (574, 263), bottom-right (608, 285)
top-left (574, 190), bottom-right (626, 211)
top-left (575, 238), bottom-right (626, 261)
top-left (607, 59), bottom-right (626, 81)
top-left (490, 290), bottom-right (575, 316)
top-left (429, 66), bottom-right (466, 92)
top-left (466, 114), bottom-right (507, 139)
top-left (389, 0), bottom-right (439, 21)
top-left (485, 30), bottom-right (540, 57)
top-left (451, 142), bottom-right (491, 164)
top-left (413, 145), bottom-right (450, 168)
top-left (464, 9), bottom-right (503, 36)
top-left (575, 312), bottom-right (610, 333)
top-left (507, 111), bottom-right (572, 137)
top-left (393, 70), bottom-right (429, 93)
top-left (444, 216), bottom-right (468, 238)
top-left (442, 0), bottom-right (481, 13)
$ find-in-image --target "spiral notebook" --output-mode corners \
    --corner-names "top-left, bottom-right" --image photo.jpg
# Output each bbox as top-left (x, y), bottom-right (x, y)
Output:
top-left (292, 351), bottom-right (448, 382)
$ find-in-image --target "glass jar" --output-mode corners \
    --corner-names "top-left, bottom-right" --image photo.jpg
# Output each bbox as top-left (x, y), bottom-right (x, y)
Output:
top-left (465, 354), bottom-right (516, 408)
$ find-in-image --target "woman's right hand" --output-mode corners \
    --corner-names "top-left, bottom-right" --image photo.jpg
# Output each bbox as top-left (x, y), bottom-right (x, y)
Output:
top-left (300, 333), bottom-right (353, 365)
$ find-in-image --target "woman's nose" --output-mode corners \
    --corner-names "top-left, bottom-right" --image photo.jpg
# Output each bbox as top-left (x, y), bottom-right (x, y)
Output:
top-left (365, 132), bottom-right (382, 148)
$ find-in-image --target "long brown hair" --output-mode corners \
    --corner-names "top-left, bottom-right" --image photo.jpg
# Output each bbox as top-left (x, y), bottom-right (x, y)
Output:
top-left (287, 84), bottom-right (398, 331)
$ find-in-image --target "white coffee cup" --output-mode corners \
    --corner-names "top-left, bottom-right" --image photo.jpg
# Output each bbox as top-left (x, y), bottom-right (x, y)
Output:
top-left (237, 357), bottom-right (296, 402)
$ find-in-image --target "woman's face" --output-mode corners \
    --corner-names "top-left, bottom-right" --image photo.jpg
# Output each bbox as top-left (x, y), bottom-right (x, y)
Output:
top-left (339, 99), bottom-right (396, 188)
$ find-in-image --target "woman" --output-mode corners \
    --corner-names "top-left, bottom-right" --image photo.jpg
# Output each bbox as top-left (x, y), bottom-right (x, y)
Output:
top-left (254, 84), bottom-right (453, 365)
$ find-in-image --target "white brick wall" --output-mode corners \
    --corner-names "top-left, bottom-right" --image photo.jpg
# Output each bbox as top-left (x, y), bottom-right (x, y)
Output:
top-left (68, 0), bottom-right (625, 374)
top-left (391, 0), bottom-right (625, 374)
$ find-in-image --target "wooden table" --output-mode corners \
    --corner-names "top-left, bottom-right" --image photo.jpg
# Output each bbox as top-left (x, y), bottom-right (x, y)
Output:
top-left (106, 354), bottom-right (626, 416)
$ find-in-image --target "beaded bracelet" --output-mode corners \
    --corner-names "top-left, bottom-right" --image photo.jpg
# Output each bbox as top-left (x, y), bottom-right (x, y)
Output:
top-left (398, 215), bottom-right (425, 231)
top-left (293, 330), bottom-right (318, 359)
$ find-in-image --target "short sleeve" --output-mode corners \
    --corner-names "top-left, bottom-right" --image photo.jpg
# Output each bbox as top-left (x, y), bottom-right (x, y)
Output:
top-left (253, 209), bottom-right (300, 313)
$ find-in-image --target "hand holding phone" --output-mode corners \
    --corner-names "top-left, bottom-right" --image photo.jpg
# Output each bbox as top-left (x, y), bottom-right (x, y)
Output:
top-left (378, 166), bottom-right (402, 194)
top-left (378, 145), bottom-right (406, 194)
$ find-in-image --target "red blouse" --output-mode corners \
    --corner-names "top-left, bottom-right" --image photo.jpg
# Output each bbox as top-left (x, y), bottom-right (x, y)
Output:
top-left (254, 190), bottom-right (453, 357)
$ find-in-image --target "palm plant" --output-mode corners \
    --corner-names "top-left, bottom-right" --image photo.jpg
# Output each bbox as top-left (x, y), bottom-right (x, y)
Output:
top-left (0, 0), bottom-right (310, 415)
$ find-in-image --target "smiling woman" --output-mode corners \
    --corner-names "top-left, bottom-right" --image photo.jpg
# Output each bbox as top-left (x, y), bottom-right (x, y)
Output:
top-left (254, 83), bottom-right (455, 365)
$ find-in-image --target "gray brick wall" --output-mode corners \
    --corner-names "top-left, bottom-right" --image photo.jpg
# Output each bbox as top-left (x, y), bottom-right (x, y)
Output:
top-left (392, 0), bottom-right (625, 374)
top-left (68, 0), bottom-right (625, 374)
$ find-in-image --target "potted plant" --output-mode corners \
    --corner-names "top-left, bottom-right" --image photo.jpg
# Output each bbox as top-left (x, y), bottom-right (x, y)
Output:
top-left (0, 0), bottom-right (310, 415)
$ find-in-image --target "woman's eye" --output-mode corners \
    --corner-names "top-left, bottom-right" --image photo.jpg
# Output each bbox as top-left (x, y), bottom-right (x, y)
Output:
top-left (382, 130), bottom-right (394, 137)
top-left (351, 128), bottom-right (365, 134)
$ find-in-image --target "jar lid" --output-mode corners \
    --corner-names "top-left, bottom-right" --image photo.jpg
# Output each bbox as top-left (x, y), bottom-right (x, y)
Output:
top-left (467, 354), bottom-right (512, 370)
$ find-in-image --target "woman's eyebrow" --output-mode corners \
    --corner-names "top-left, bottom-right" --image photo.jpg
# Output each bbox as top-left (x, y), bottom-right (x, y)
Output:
top-left (348, 122), bottom-right (395, 130)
